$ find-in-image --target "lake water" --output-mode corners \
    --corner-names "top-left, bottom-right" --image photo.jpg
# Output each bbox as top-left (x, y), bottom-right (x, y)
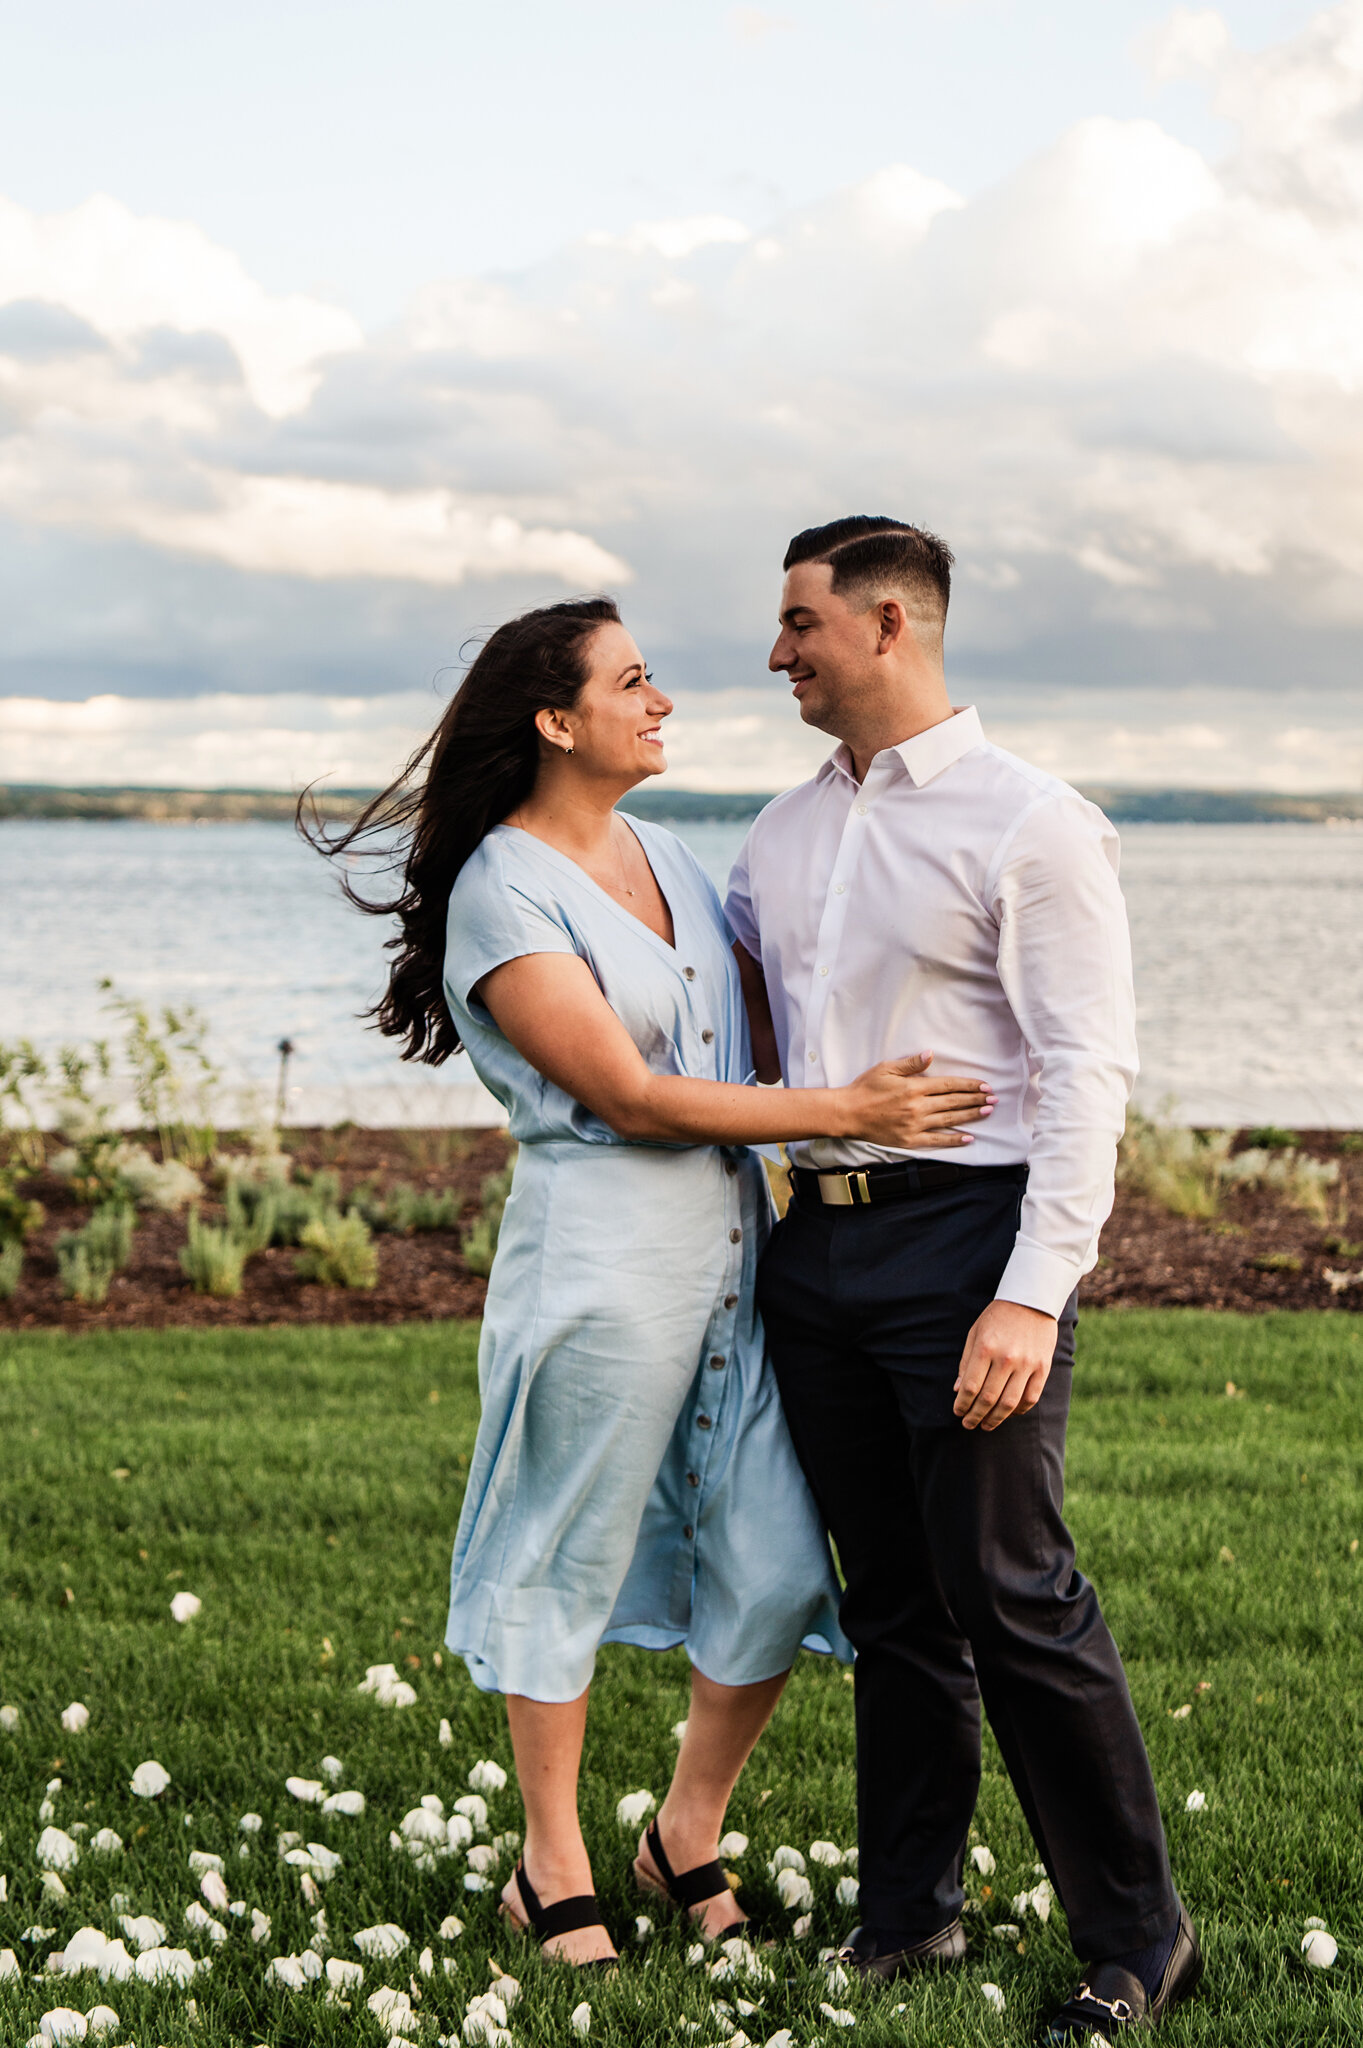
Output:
top-left (2, 818), bottom-right (1361, 1129)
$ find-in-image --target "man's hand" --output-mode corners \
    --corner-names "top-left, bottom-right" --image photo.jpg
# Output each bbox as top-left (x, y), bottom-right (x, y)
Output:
top-left (953, 1301), bottom-right (1059, 1431)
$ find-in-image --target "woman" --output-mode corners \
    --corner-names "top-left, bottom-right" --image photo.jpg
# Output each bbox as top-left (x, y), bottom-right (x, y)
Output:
top-left (309, 597), bottom-right (993, 1966)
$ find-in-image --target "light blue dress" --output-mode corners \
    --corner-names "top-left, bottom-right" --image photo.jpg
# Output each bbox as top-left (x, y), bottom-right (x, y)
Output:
top-left (441, 818), bottom-right (851, 1702)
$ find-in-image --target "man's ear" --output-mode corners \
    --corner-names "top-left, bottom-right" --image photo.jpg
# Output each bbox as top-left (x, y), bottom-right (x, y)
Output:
top-left (875, 598), bottom-right (909, 653)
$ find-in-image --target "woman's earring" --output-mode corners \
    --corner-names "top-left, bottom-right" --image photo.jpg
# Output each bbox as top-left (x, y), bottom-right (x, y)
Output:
top-left (563, 743), bottom-right (574, 757)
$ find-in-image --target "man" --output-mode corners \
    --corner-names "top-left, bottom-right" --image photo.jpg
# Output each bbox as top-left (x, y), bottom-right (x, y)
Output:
top-left (725, 517), bottom-right (1202, 2040)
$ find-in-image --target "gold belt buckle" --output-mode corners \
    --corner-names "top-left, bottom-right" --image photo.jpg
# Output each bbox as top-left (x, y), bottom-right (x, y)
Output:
top-left (818, 1170), bottom-right (872, 1207)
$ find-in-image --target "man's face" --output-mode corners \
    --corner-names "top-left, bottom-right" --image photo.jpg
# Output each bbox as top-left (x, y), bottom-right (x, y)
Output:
top-left (768, 560), bottom-right (880, 736)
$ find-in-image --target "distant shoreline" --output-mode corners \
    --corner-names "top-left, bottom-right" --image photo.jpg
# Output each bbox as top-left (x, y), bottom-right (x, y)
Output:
top-left (2, 782), bottom-right (1363, 826)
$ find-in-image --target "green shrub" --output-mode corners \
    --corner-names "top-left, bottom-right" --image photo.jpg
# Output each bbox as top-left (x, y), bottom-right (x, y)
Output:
top-left (55, 1201), bottom-right (135, 1304)
top-left (295, 1210), bottom-right (379, 1289)
top-left (179, 1213), bottom-right (247, 1297)
top-left (1246, 1125), bottom-right (1296, 1150)
top-left (0, 1241), bottom-right (23, 1297)
top-left (228, 1175), bottom-right (326, 1247)
top-left (0, 1169), bottom-right (44, 1245)
top-left (1117, 1113), bottom-right (1231, 1220)
top-left (357, 1180), bottom-right (458, 1234)
top-left (1250, 1251), bottom-right (1303, 1273)
top-left (460, 1152), bottom-right (516, 1277)
top-left (1221, 1147), bottom-right (1340, 1226)
top-left (224, 1178), bottom-right (278, 1255)
top-left (84, 1201), bottom-right (135, 1269)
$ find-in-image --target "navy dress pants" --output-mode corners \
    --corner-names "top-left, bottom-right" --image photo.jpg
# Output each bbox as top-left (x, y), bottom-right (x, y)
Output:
top-left (757, 1168), bottom-right (1178, 1961)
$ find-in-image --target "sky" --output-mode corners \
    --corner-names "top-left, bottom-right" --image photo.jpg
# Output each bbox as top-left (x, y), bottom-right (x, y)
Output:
top-left (2, 0), bottom-right (1361, 792)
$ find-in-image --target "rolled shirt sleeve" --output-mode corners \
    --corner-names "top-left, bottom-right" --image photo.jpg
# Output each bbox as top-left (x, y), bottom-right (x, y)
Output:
top-left (988, 795), bottom-right (1138, 1318)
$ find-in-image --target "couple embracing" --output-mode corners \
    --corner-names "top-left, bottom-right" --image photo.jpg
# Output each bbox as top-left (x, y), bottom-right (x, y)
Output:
top-left (336, 517), bottom-right (1201, 2041)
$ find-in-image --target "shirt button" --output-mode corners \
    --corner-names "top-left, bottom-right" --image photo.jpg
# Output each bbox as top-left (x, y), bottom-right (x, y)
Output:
top-left (818, 966), bottom-right (829, 978)
top-left (807, 1051), bottom-right (817, 1064)
top-left (697, 1414), bottom-right (712, 1429)
top-left (729, 1227), bottom-right (742, 1243)
top-left (856, 803), bottom-right (868, 815)
top-left (686, 1471), bottom-right (700, 1488)
top-left (834, 883), bottom-right (846, 895)
top-left (709, 1354), bottom-right (726, 1369)
top-left (683, 1523), bottom-right (694, 1539)
top-left (701, 1028), bottom-right (714, 1044)
top-left (723, 1294), bottom-right (737, 1310)
top-left (683, 966), bottom-right (696, 980)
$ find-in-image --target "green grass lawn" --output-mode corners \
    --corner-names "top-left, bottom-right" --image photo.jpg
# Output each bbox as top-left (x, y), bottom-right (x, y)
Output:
top-left (0, 1311), bottom-right (1360, 2046)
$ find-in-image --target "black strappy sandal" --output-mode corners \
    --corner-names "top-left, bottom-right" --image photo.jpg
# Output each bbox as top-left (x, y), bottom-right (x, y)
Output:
top-left (634, 1820), bottom-right (736, 1931)
top-left (500, 1861), bottom-right (617, 1967)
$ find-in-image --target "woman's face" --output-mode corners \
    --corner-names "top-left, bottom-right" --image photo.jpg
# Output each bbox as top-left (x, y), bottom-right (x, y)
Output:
top-left (563, 621), bottom-right (673, 782)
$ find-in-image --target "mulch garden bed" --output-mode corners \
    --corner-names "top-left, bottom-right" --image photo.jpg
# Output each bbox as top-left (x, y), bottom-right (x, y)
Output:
top-left (3, 1127), bottom-right (1361, 1330)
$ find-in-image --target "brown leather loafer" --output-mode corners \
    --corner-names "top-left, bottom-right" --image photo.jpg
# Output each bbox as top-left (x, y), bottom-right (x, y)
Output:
top-left (1042, 1900), bottom-right (1203, 2039)
top-left (837, 1916), bottom-right (968, 1982)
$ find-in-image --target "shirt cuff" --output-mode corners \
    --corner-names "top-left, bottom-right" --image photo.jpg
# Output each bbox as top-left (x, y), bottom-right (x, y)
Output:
top-left (995, 1241), bottom-right (1082, 1321)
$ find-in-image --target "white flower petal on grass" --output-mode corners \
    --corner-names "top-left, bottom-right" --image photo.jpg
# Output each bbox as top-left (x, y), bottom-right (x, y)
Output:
top-left (466, 1844), bottom-right (498, 1874)
top-left (401, 1807), bottom-right (447, 1845)
top-left (238, 1812), bottom-right (263, 1834)
top-left (809, 1841), bottom-right (843, 1867)
top-left (970, 1845), bottom-right (996, 1876)
top-left (304, 1842), bottom-right (342, 1882)
top-left (1170, 1703), bottom-right (1192, 1720)
top-left (358, 1662), bottom-right (400, 1692)
top-left (286, 1777), bottom-right (325, 1805)
top-left (686, 1943), bottom-right (706, 1967)
top-left (321, 1788), bottom-right (365, 1817)
top-left (672, 1720), bottom-right (689, 1741)
top-left (59, 1704), bottom-right (89, 1735)
top-left (468, 1759), bottom-right (507, 1795)
top-left (369, 1987), bottom-right (415, 2026)
top-left (764, 2033), bottom-right (796, 2048)
top-left (420, 1793), bottom-right (446, 1817)
top-left (718, 1831), bottom-right (749, 1858)
top-left (355, 1924), bottom-right (409, 1961)
top-left (464, 1873), bottom-right (488, 1892)
top-left (452, 1795), bottom-right (487, 1832)
top-left (88, 1829), bottom-right (122, 1855)
top-left (85, 2011), bottom-right (119, 2038)
top-left (791, 1914), bottom-right (812, 1940)
top-left (170, 1592), bottom-right (202, 1624)
top-left (438, 1915), bottom-right (465, 1940)
top-left (326, 1956), bottom-right (364, 1990)
top-left (133, 1946), bottom-right (197, 1986)
top-left (250, 1909), bottom-right (271, 1945)
top-left (775, 1869), bottom-right (813, 1912)
top-left (118, 1917), bottom-right (167, 1954)
top-left (188, 1850), bottom-right (224, 1877)
top-left (37, 2012), bottom-right (88, 2044)
top-left (635, 1915), bottom-right (654, 1942)
top-left (570, 2000), bottom-right (592, 2035)
top-left (320, 1754), bottom-right (344, 1784)
top-left (0, 1705), bottom-right (18, 1731)
top-left (993, 1923), bottom-right (1021, 1940)
top-left (981, 1982), bottom-right (1006, 2012)
top-left (438, 1717), bottom-right (454, 1747)
top-left (819, 2005), bottom-right (856, 2028)
top-left (21, 1927), bottom-right (56, 1943)
top-left (36, 1831), bottom-right (80, 1872)
top-left (129, 1760), bottom-right (171, 1799)
top-left (1305, 1917), bottom-right (1329, 1931)
top-left (0, 1949), bottom-right (19, 1980)
top-left (300, 1875), bottom-right (320, 1906)
top-left (616, 1790), bottom-right (656, 1829)
top-left (1011, 1891), bottom-right (1031, 1917)
top-left (769, 1846), bottom-right (806, 1875)
top-left (265, 1953), bottom-right (312, 1991)
top-left (183, 1904), bottom-right (227, 1946)
top-left (1029, 1880), bottom-right (1054, 1924)
top-left (1302, 1929), bottom-right (1338, 1968)
top-left (1185, 1790), bottom-right (1207, 1812)
top-left (835, 1876), bottom-right (860, 1907)
top-left (41, 1873), bottom-right (69, 1899)
top-left (201, 1870), bottom-right (231, 1914)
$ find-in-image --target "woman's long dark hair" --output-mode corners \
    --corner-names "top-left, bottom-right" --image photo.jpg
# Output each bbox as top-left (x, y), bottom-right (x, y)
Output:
top-left (299, 596), bottom-right (620, 1064)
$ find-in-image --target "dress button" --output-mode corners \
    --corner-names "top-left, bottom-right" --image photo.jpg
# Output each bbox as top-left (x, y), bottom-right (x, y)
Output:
top-left (683, 1524), bottom-right (694, 1540)
top-left (723, 1293), bottom-right (737, 1309)
top-left (697, 1414), bottom-right (712, 1429)
top-left (709, 1354), bottom-right (726, 1369)
top-left (724, 1160), bottom-right (737, 1176)
top-left (701, 1028), bottom-right (714, 1044)
top-left (683, 966), bottom-right (696, 980)
top-left (729, 1227), bottom-right (742, 1243)
top-left (686, 1471), bottom-right (700, 1488)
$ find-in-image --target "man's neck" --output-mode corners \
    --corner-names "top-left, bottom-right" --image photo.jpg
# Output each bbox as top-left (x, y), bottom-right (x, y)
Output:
top-left (842, 693), bottom-right (957, 783)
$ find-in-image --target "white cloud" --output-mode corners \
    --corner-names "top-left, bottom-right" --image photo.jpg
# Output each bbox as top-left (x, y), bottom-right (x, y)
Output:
top-left (4, 9), bottom-right (1363, 785)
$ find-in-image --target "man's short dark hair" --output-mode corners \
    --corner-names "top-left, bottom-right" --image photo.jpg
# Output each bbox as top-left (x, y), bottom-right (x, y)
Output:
top-left (783, 516), bottom-right (954, 631)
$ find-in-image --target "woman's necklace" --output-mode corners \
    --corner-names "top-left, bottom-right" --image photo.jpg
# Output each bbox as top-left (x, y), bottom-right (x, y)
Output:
top-left (604, 823), bottom-right (635, 897)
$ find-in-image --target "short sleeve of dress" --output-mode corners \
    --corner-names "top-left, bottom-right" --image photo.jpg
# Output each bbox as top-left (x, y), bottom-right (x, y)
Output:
top-left (444, 841), bottom-right (580, 1010)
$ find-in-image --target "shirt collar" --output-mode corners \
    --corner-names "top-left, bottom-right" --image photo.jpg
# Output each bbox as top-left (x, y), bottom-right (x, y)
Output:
top-left (820, 705), bottom-right (985, 791)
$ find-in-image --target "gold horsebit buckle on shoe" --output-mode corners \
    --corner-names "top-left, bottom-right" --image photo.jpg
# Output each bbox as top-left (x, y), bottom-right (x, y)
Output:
top-left (1073, 1984), bottom-right (1136, 2025)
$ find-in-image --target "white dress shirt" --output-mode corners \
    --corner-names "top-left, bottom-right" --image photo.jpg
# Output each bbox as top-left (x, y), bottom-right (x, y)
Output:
top-left (724, 706), bottom-right (1138, 1319)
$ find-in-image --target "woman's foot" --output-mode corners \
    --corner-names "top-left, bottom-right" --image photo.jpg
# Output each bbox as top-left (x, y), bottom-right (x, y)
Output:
top-left (635, 1820), bottom-right (748, 1941)
top-left (501, 1860), bottom-right (618, 1965)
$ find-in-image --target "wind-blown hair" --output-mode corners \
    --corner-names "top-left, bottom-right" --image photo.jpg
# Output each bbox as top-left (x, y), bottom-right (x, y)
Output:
top-left (299, 596), bottom-right (620, 1064)
top-left (784, 516), bottom-right (954, 634)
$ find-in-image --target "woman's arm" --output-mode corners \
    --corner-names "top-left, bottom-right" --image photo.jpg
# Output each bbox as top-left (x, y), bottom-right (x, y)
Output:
top-left (733, 941), bottom-right (781, 1086)
top-left (475, 952), bottom-right (991, 1148)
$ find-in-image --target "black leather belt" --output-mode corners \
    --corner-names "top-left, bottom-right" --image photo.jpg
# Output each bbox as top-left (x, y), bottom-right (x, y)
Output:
top-left (789, 1159), bottom-right (1027, 1208)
